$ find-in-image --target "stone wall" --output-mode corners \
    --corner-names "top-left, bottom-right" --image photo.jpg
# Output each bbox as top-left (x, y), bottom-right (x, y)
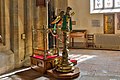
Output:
top-left (0, 0), bottom-right (47, 74)
top-left (0, 0), bottom-right (68, 74)
top-left (0, 51), bottom-right (14, 75)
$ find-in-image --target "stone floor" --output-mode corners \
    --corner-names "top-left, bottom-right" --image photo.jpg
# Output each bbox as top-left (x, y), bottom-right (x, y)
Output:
top-left (0, 49), bottom-right (120, 80)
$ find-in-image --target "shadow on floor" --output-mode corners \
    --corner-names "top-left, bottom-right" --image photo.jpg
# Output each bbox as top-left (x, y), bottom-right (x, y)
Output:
top-left (10, 69), bottom-right (44, 80)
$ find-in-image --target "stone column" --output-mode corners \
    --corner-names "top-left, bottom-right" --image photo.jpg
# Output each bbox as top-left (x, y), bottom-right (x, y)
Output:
top-left (32, 0), bottom-right (47, 52)
top-left (32, 0), bottom-right (43, 49)
top-left (0, 0), bottom-right (5, 45)
top-left (10, 0), bottom-right (25, 68)
top-left (4, 0), bottom-right (10, 49)
top-left (39, 6), bottom-right (47, 49)
top-left (23, 0), bottom-right (33, 66)
top-left (9, 0), bottom-right (19, 67)
top-left (17, 0), bottom-right (25, 67)
top-left (0, 0), bottom-right (2, 34)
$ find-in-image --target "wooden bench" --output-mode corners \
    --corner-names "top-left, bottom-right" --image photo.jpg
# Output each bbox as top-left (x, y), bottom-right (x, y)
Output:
top-left (69, 30), bottom-right (87, 47)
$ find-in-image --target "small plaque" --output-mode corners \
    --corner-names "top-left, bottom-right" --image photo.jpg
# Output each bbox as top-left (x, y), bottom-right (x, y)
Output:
top-left (72, 21), bottom-right (76, 25)
top-left (91, 20), bottom-right (100, 27)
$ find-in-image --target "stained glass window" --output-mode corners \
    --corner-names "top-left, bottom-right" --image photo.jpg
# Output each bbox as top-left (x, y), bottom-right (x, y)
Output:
top-left (104, 0), bottom-right (113, 8)
top-left (94, 0), bottom-right (103, 9)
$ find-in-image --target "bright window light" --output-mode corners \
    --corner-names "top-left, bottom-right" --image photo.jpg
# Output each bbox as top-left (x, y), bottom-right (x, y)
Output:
top-left (69, 54), bottom-right (97, 63)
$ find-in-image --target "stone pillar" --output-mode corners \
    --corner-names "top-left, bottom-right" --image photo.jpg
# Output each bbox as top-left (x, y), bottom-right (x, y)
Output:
top-left (32, 0), bottom-right (42, 49)
top-left (23, 0), bottom-right (33, 66)
top-left (0, 0), bottom-right (2, 34)
top-left (39, 6), bottom-right (47, 49)
top-left (0, 0), bottom-right (5, 45)
top-left (32, 0), bottom-right (47, 51)
top-left (9, 0), bottom-right (19, 68)
top-left (17, 0), bottom-right (25, 67)
top-left (0, 0), bottom-right (11, 50)
top-left (4, 0), bottom-right (10, 50)
top-left (10, 0), bottom-right (25, 68)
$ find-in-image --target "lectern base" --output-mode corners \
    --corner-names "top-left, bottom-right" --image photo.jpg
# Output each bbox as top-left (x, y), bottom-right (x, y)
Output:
top-left (47, 67), bottom-right (80, 79)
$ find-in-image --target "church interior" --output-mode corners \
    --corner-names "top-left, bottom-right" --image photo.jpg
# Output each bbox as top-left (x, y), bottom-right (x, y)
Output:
top-left (0, 0), bottom-right (120, 80)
